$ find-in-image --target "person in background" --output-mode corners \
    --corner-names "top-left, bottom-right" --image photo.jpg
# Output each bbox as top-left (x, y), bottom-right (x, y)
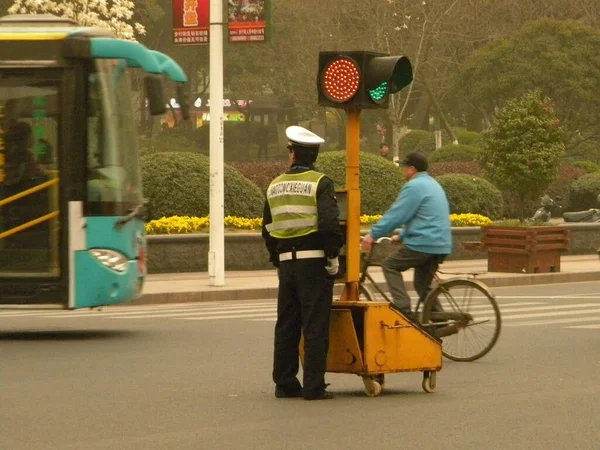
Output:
top-left (379, 142), bottom-right (390, 159)
top-left (361, 152), bottom-right (452, 320)
top-left (262, 125), bottom-right (343, 401)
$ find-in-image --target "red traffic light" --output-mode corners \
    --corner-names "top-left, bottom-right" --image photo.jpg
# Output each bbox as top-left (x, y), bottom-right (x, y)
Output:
top-left (321, 57), bottom-right (360, 103)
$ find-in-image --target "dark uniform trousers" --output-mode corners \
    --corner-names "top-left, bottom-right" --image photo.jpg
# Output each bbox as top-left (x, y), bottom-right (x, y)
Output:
top-left (273, 257), bottom-right (334, 396)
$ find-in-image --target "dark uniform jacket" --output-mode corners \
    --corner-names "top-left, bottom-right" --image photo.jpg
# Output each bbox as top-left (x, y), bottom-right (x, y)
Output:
top-left (262, 164), bottom-right (344, 267)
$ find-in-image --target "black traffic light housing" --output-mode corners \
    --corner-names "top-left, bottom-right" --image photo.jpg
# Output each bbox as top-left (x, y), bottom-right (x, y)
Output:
top-left (317, 51), bottom-right (413, 110)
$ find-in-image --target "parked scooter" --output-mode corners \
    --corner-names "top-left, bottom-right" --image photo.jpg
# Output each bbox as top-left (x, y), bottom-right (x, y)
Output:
top-left (530, 195), bottom-right (561, 223)
top-left (563, 194), bottom-right (600, 223)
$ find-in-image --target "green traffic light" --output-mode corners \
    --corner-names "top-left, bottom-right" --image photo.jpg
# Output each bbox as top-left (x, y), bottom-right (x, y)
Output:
top-left (369, 81), bottom-right (388, 103)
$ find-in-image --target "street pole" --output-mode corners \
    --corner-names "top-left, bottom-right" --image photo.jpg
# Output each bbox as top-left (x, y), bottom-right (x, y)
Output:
top-left (341, 108), bottom-right (361, 302)
top-left (209, 0), bottom-right (225, 286)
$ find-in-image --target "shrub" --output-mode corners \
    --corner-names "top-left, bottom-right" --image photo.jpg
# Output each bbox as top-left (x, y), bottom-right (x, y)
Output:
top-left (231, 161), bottom-right (289, 193)
top-left (397, 130), bottom-right (432, 156)
top-left (573, 160), bottom-right (600, 174)
top-left (428, 162), bottom-right (483, 177)
top-left (429, 144), bottom-right (482, 163)
top-left (141, 152), bottom-right (264, 220)
top-left (569, 172), bottom-right (600, 211)
top-left (436, 174), bottom-right (504, 219)
top-left (502, 163), bottom-right (587, 217)
top-left (479, 90), bottom-right (566, 220)
top-left (315, 151), bottom-right (404, 215)
top-left (455, 129), bottom-right (483, 148)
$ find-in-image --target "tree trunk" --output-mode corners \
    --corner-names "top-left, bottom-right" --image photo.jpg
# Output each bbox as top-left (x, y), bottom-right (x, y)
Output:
top-left (422, 81), bottom-right (458, 144)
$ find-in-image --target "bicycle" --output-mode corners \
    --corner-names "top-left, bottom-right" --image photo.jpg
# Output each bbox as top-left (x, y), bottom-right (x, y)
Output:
top-left (348, 237), bottom-right (501, 362)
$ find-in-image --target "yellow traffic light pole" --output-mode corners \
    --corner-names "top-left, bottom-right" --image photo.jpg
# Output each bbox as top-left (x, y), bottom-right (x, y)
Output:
top-left (341, 108), bottom-right (361, 302)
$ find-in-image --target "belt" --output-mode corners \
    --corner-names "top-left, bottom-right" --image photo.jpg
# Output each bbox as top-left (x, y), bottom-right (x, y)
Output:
top-left (279, 250), bottom-right (325, 262)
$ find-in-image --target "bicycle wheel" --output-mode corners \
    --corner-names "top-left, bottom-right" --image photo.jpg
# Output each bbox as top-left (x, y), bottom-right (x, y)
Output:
top-left (420, 279), bottom-right (501, 362)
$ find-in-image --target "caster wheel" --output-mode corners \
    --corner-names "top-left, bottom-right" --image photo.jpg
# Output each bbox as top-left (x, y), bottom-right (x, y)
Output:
top-left (422, 371), bottom-right (437, 393)
top-left (375, 374), bottom-right (385, 388)
top-left (362, 376), bottom-right (383, 397)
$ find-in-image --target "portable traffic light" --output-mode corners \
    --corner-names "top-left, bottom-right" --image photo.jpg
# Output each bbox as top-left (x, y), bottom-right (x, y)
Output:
top-left (317, 51), bottom-right (413, 109)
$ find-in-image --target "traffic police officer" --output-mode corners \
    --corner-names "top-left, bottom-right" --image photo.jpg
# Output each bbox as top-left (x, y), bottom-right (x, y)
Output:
top-left (262, 126), bottom-right (343, 401)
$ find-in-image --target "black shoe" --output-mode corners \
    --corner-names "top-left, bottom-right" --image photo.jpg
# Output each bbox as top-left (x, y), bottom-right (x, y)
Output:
top-left (304, 391), bottom-right (334, 401)
top-left (275, 386), bottom-right (303, 398)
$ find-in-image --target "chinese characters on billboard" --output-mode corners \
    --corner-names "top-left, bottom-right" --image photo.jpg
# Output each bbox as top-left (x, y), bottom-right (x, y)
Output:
top-left (172, 0), bottom-right (209, 45)
top-left (228, 0), bottom-right (268, 44)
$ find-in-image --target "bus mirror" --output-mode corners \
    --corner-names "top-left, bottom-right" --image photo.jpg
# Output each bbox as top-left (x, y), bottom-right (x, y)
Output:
top-left (176, 83), bottom-right (190, 121)
top-left (145, 76), bottom-right (166, 116)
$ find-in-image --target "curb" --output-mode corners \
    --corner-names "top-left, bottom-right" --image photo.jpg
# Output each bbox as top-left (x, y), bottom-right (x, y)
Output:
top-left (130, 270), bottom-right (600, 305)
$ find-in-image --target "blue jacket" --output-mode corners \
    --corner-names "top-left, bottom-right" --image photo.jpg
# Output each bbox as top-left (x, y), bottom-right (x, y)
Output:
top-left (371, 172), bottom-right (452, 255)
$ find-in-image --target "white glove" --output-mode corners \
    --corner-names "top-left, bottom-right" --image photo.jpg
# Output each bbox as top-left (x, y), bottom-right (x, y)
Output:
top-left (326, 257), bottom-right (339, 276)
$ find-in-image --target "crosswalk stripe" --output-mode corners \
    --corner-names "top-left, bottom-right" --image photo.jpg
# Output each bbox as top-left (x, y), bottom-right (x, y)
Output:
top-left (494, 303), bottom-right (598, 314)
top-left (102, 307), bottom-right (277, 319)
top-left (566, 324), bottom-right (600, 329)
top-left (500, 307), bottom-right (600, 320)
top-left (177, 312), bottom-right (278, 321)
top-left (39, 304), bottom-right (277, 318)
top-left (504, 317), bottom-right (600, 327)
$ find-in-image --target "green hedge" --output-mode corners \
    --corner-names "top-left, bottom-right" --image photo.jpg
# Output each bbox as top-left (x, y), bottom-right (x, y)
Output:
top-left (569, 172), bottom-right (600, 211)
top-left (429, 144), bottom-right (481, 163)
top-left (141, 152), bottom-right (264, 220)
top-left (315, 151), bottom-right (404, 215)
top-left (436, 174), bottom-right (504, 219)
top-left (573, 160), bottom-right (600, 174)
top-left (398, 130), bottom-right (433, 157)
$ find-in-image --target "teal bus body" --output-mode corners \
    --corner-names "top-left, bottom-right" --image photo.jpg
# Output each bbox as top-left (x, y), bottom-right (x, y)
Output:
top-left (75, 217), bottom-right (145, 309)
top-left (0, 15), bottom-right (188, 310)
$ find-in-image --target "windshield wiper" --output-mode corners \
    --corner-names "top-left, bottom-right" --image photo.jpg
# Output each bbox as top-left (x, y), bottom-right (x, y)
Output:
top-left (115, 198), bottom-right (150, 229)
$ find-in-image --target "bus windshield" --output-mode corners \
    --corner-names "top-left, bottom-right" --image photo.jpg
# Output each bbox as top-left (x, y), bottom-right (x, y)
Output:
top-left (87, 59), bottom-right (142, 213)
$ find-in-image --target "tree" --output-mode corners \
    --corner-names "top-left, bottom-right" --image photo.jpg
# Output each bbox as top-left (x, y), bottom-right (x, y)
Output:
top-left (480, 90), bottom-right (566, 220)
top-left (452, 19), bottom-right (600, 152)
top-left (8, 0), bottom-right (145, 41)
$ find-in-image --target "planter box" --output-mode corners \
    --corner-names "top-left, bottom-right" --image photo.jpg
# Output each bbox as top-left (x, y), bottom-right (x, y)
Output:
top-left (481, 226), bottom-right (570, 273)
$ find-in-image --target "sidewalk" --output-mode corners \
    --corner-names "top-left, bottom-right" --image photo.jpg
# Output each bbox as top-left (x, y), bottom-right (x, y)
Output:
top-left (132, 255), bottom-right (600, 305)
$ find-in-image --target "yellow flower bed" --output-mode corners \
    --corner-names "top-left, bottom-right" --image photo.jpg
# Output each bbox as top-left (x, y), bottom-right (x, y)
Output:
top-left (449, 213), bottom-right (493, 227)
top-left (146, 213), bottom-right (492, 234)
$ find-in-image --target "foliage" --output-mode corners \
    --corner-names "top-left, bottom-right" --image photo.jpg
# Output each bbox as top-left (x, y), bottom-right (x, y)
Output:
top-left (141, 152), bottom-right (264, 221)
top-left (397, 130), bottom-right (432, 157)
top-left (453, 19), bottom-right (600, 148)
top-left (450, 213), bottom-right (493, 227)
top-left (315, 151), bottom-right (404, 215)
top-left (572, 161), bottom-right (600, 174)
top-left (502, 163), bottom-right (587, 218)
top-left (455, 129), bottom-right (483, 148)
top-left (429, 144), bottom-right (482, 163)
top-left (569, 172), bottom-right (600, 212)
top-left (436, 174), bottom-right (504, 219)
top-left (479, 90), bottom-right (565, 219)
top-left (146, 214), bottom-right (385, 234)
top-left (231, 161), bottom-right (289, 193)
top-left (8, 0), bottom-right (145, 40)
top-left (490, 219), bottom-right (554, 228)
top-left (428, 162), bottom-right (483, 178)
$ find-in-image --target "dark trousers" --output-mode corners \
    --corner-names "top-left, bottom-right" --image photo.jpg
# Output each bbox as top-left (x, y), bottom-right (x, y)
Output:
top-left (273, 258), bottom-right (334, 397)
top-left (382, 246), bottom-right (442, 314)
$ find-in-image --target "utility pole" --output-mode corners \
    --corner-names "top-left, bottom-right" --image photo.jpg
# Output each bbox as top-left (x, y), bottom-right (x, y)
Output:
top-left (208, 0), bottom-right (225, 286)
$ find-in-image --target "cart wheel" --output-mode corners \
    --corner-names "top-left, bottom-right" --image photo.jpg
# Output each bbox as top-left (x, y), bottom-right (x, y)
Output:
top-left (375, 374), bottom-right (385, 388)
top-left (422, 371), bottom-right (437, 393)
top-left (362, 376), bottom-right (383, 397)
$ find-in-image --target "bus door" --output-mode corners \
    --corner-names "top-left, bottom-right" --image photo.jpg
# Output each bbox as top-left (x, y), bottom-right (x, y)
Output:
top-left (0, 69), bottom-right (72, 305)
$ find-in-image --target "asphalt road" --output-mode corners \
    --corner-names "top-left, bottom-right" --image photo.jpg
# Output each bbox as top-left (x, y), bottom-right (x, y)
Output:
top-left (1, 282), bottom-right (599, 450)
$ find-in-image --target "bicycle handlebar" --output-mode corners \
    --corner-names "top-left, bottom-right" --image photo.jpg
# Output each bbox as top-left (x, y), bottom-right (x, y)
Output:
top-left (360, 236), bottom-right (395, 244)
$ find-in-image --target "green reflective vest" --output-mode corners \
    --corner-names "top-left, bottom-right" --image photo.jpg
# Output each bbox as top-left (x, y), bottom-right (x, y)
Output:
top-left (266, 170), bottom-right (324, 239)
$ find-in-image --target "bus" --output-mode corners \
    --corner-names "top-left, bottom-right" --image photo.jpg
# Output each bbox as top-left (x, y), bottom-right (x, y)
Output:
top-left (0, 14), bottom-right (189, 310)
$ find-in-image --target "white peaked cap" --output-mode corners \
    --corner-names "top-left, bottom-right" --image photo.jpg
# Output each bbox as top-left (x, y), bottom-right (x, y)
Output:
top-left (286, 125), bottom-right (325, 147)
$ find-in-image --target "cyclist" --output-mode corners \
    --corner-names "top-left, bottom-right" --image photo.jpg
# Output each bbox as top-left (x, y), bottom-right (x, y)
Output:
top-left (361, 152), bottom-right (452, 320)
